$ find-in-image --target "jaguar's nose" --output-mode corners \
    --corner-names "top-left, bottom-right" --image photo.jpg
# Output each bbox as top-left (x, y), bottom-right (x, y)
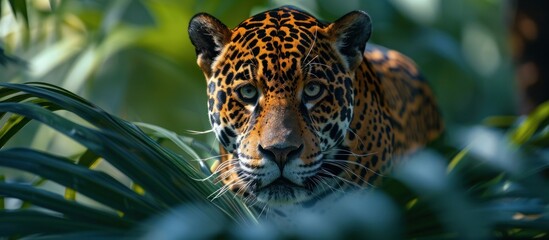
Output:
top-left (258, 144), bottom-right (304, 171)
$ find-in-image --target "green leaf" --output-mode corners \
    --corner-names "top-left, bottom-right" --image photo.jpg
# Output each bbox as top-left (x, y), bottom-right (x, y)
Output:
top-left (0, 101), bottom-right (60, 148)
top-left (135, 122), bottom-right (212, 176)
top-left (512, 101), bottom-right (549, 144)
top-left (0, 210), bottom-right (122, 237)
top-left (0, 183), bottom-right (135, 228)
top-left (0, 148), bottom-right (161, 219)
top-left (0, 176), bottom-right (4, 210)
top-left (66, 150), bottom-right (104, 200)
top-left (0, 88), bottom-right (189, 206)
top-left (527, 125), bottom-right (549, 147)
top-left (0, 83), bottom-right (256, 223)
top-left (8, 0), bottom-right (29, 29)
top-left (76, 149), bottom-right (102, 168)
top-left (19, 231), bottom-right (131, 240)
top-left (483, 116), bottom-right (518, 129)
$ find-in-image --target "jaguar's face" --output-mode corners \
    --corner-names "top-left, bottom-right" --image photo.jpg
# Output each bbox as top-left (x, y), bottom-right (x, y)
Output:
top-left (189, 7), bottom-right (371, 205)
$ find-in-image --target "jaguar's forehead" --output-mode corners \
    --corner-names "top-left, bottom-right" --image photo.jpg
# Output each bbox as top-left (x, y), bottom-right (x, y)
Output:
top-left (236, 7), bottom-right (325, 31)
top-left (219, 7), bottom-right (331, 89)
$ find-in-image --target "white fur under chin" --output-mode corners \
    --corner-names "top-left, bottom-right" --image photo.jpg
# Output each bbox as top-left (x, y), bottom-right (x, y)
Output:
top-left (259, 189), bottom-right (347, 227)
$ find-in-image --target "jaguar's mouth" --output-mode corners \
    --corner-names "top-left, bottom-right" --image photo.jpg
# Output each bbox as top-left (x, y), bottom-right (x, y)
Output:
top-left (233, 149), bottom-right (349, 205)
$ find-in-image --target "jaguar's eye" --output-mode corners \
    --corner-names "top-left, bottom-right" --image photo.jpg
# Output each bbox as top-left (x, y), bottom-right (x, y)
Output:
top-left (303, 82), bottom-right (324, 101)
top-left (237, 84), bottom-right (259, 104)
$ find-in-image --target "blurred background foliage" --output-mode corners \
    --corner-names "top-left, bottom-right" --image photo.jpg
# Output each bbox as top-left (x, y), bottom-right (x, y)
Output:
top-left (1, 0), bottom-right (516, 142)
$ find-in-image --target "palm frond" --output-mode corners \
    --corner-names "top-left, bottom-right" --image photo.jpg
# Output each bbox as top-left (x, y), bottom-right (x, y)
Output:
top-left (0, 82), bottom-right (255, 238)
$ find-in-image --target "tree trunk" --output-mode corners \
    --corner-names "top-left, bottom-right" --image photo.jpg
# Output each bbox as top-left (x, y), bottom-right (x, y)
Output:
top-left (509, 0), bottom-right (549, 113)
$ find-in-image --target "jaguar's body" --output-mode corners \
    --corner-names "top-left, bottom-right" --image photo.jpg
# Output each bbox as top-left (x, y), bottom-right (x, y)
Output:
top-left (188, 6), bottom-right (443, 207)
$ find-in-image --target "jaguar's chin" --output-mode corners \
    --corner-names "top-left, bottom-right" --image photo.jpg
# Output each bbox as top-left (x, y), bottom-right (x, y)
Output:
top-left (254, 178), bottom-right (314, 206)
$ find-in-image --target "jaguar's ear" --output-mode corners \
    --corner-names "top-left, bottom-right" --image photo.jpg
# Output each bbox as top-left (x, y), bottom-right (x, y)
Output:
top-left (188, 13), bottom-right (231, 78)
top-left (329, 11), bottom-right (372, 70)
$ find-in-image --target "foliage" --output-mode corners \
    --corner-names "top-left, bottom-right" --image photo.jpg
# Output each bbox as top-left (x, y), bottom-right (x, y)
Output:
top-left (0, 82), bottom-right (255, 237)
top-left (0, 83), bottom-right (548, 239)
top-left (1, 0), bottom-right (548, 239)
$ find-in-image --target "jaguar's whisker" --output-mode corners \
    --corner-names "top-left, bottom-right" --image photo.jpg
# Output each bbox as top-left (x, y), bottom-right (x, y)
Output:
top-left (320, 169), bottom-right (364, 189)
top-left (191, 159), bottom-right (236, 182)
top-left (323, 158), bottom-right (385, 177)
top-left (210, 178), bottom-right (246, 201)
top-left (307, 62), bottom-right (331, 69)
top-left (302, 27), bottom-right (319, 70)
top-left (322, 149), bottom-right (378, 158)
top-left (346, 128), bottom-right (369, 152)
top-left (189, 153), bottom-right (233, 162)
top-left (185, 129), bottom-right (215, 135)
top-left (322, 161), bottom-right (376, 188)
top-left (316, 174), bottom-right (343, 194)
top-left (208, 179), bottom-right (234, 200)
top-left (257, 202), bottom-right (270, 219)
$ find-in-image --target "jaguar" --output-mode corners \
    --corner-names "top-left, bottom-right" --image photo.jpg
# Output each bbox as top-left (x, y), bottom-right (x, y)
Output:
top-left (188, 6), bottom-right (443, 207)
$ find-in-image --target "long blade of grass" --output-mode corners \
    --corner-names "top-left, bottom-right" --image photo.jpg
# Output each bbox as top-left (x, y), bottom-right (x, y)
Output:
top-left (0, 102), bottom-right (61, 147)
top-left (0, 83), bottom-right (203, 203)
top-left (5, 82), bottom-right (204, 178)
top-left (7, 0), bottom-right (29, 28)
top-left (134, 122), bottom-right (257, 223)
top-left (512, 101), bottom-right (549, 144)
top-left (0, 101), bottom-right (185, 205)
top-left (66, 150), bottom-right (103, 200)
top-left (20, 231), bottom-right (132, 240)
top-left (0, 176), bottom-right (3, 210)
top-left (0, 83), bottom-right (256, 222)
top-left (135, 122), bottom-right (210, 175)
top-left (0, 183), bottom-right (135, 228)
top-left (0, 92), bottom-right (40, 120)
top-left (0, 148), bottom-right (159, 219)
top-left (0, 83), bottom-right (120, 132)
top-left (76, 149), bottom-right (102, 168)
top-left (0, 210), bottom-right (121, 237)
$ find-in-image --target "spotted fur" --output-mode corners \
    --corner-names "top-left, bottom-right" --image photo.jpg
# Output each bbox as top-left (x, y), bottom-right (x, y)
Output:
top-left (188, 6), bottom-right (443, 206)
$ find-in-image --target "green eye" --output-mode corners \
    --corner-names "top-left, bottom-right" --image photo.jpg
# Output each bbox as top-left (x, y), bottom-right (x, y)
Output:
top-left (303, 82), bottom-right (324, 101)
top-left (237, 84), bottom-right (258, 104)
